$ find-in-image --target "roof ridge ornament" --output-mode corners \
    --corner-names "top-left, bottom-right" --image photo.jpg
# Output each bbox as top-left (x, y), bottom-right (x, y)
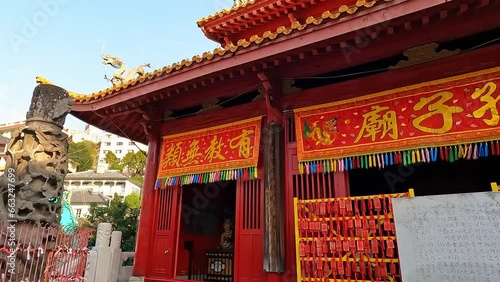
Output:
top-left (35, 76), bottom-right (86, 99)
top-left (233, 0), bottom-right (249, 7)
top-left (100, 41), bottom-right (151, 86)
top-left (101, 53), bottom-right (151, 86)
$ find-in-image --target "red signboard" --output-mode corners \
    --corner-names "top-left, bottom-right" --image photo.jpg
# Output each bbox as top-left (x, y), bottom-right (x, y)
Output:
top-left (157, 117), bottom-right (262, 179)
top-left (294, 68), bottom-right (500, 162)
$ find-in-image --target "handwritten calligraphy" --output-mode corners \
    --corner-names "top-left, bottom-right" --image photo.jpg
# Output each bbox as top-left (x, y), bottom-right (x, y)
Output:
top-left (393, 193), bottom-right (500, 282)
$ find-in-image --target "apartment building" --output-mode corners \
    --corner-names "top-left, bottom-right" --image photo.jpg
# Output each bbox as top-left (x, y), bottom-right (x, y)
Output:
top-left (63, 123), bottom-right (148, 170)
top-left (64, 169), bottom-right (142, 218)
top-left (98, 132), bottom-right (148, 164)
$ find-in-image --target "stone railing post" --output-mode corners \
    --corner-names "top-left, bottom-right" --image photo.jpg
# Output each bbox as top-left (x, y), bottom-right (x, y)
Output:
top-left (109, 231), bottom-right (123, 281)
top-left (95, 223), bottom-right (112, 247)
top-left (85, 223), bottom-right (116, 282)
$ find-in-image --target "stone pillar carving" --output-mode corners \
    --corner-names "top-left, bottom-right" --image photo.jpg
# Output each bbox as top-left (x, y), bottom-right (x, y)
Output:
top-left (96, 222), bottom-right (112, 247)
top-left (109, 231), bottom-right (123, 281)
top-left (84, 248), bottom-right (99, 281)
top-left (0, 84), bottom-right (73, 223)
top-left (111, 231), bottom-right (123, 249)
top-left (0, 84), bottom-right (73, 280)
top-left (85, 224), bottom-right (124, 282)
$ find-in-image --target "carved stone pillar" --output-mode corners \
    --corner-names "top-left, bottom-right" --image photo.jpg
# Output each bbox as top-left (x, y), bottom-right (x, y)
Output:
top-left (109, 230), bottom-right (123, 281)
top-left (0, 84), bottom-right (73, 280)
top-left (1, 84), bottom-right (72, 223)
top-left (262, 121), bottom-right (285, 273)
top-left (96, 222), bottom-right (112, 247)
top-left (110, 231), bottom-right (122, 249)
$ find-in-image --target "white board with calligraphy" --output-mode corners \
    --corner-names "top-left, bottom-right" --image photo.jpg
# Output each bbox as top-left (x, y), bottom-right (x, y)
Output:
top-left (392, 192), bottom-right (500, 282)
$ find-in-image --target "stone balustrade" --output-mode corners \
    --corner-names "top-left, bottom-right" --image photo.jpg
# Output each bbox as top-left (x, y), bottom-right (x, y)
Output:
top-left (84, 223), bottom-right (136, 282)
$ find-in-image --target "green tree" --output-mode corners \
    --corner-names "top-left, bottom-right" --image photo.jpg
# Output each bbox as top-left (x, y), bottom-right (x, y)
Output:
top-left (125, 192), bottom-right (141, 209)
top-left (105, 151), bottom-right (124, 171)
top-left (110, 162), bottom-right (124, 171)
top-left (121, 151), bottom-right (147, 177)
top-left (131, 175), bottom-right (144, 186)
top-left (105, 151), bottom-right (118, 165)
top-left (82, 202), bottom-right (108, 247)
top-left (68, 141), bottom-right (98, 171)
top-left (84, 192), bottom-right (141, 252)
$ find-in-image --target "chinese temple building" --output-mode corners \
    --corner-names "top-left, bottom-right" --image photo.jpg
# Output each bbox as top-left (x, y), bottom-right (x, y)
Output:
top-left (68, 0), bottom-right (500, 281)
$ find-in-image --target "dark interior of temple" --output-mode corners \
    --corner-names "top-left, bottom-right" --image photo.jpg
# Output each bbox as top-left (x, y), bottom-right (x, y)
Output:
top-left (175, 181), bottom-right (237, 280)
top-left (291, 28), bottom-right (500, 90)
top-left (349, 156), bottom-right (500, 196)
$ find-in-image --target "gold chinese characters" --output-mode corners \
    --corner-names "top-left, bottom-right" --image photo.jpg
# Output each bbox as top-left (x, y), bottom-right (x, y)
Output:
top-left (354, 81), bottom-right (499, 143)
top-left (161, 129), bottom-right (256, 168)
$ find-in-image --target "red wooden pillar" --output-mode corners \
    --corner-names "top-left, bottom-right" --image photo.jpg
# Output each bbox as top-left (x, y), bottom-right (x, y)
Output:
top-left (334, 171), bottom-right (350, 197)
top-left (133, 128), bottom-right (161, 276)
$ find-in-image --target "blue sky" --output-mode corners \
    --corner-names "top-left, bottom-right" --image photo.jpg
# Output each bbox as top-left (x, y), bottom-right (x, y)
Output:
top-left (0, 0), bottom-right (230, 129)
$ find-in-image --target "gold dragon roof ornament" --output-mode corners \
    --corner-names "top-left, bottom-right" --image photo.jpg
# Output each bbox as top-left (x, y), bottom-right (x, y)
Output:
top-left (36, 42), bottom-right (152, 99)
top-left (100, 40), bottom-right (151, 86)
top-left (233, 0), bottom-right (250, 7)
top-left (101, 54), bottom-right (151, 86)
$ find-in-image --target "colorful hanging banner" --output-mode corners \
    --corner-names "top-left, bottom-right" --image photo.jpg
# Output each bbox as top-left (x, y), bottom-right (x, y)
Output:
top-left (296, 140), bottom-right (500, 174)
top-left (294, 67), bottom-right (500, 164)
top-left (156, 116), bottom-right (262, 186)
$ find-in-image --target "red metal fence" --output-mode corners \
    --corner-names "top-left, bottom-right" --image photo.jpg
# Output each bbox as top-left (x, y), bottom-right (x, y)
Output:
top-left (294, 191), bottom-right (413, 282)
top-left (0, 220), bottom-right (92, 281)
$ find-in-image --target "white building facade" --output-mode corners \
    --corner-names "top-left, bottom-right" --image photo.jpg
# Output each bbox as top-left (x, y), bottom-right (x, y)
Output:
top-left (97, 133), bottom-right (148, 165)
top-left (63, 123), bottom-right (148, 171)
top-left (64, 170), bottom-right (142, 218)
top-left (69, 190), bottom-right (109, 219)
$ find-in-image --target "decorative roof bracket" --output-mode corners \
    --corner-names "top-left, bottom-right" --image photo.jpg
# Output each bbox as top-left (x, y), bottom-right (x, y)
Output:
top-left (258, 72), bottom-right (283, 124)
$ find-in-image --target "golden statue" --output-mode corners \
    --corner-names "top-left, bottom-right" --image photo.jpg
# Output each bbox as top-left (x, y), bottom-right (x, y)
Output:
top-left (102, 54), bottom-right (150, 85)
top-left (219, 218), bottom-right (234, 250)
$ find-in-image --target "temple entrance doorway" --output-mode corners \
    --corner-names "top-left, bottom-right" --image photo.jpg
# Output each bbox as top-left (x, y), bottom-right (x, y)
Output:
top-left (175, 180), bottom-right (237, 281)
top-left (349, 156), bottom-right (500, 197)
